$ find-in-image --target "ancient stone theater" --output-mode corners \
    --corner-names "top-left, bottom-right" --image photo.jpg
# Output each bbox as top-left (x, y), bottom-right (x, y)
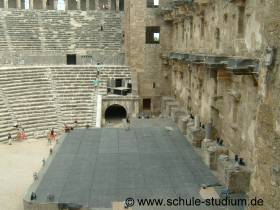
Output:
top-left (0, 0), bottom-right (279, 210)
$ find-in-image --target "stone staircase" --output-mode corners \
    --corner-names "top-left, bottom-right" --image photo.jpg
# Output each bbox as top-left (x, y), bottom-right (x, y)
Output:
top-left (0, 10), bottom-right (122, 52)
top-left (0, 65), bottom-right (131, 140)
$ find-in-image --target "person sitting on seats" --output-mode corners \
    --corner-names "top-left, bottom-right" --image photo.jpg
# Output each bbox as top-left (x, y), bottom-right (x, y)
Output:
top-left (64, 124), bottom-right (71, 133)
top-left (16, 128), bottom-right (27, 141)
top-left (21, 128), bottom-right (27, 140)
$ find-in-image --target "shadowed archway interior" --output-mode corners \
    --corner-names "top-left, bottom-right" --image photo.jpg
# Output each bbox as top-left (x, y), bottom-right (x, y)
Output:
top-left (105, 104), bottom-right (127, 121)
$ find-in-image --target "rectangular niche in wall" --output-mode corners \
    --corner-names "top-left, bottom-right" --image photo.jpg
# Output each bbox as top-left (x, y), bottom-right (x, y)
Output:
top-left (80, 0), bottom-right (86, 11)
top-left (119, 0), bottom-right (124, 11)
top-left (68, 0), bottom-right (77, 10)
top-left (146, 26), bottom-right (160, 44)
top-left (107, 78), bottom-right (132, 96)
top-left (8, 0), bottom-right (17, 8)
top-left (111, 0), bottom-right (116, 11)
top-left (0, 0), bottom-right (5, 8)
top-left (67, 54), bottom-right (77, 65)
top-left (238, 6), bottom-right (245, 36)
top-left (143, 98), bottom-right (151, 110)
top-left (46, 0), bottom-right (54, 10)
top-left (147, 0), bottom-right (159, 8)
top-left (89, 0), bottom-right (95, 10)
top-left (34, 0), bottom-right (43, 9)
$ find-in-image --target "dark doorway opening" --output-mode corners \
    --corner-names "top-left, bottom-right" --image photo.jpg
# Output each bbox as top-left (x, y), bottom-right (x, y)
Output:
top-left (105, 104), bottom-right (127, 121)
top-left (115, 79), bottom-right (123, 87)
top-left (67, 54), bottom-right (77, 65)
top-left (143, 98), bottom-right (151, 110)
top-left (119, 0), bottom-right (124, 11)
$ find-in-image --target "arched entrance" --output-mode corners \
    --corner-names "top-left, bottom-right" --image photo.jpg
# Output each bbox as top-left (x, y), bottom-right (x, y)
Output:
top-left (105, 104), bottom-right (127, 122)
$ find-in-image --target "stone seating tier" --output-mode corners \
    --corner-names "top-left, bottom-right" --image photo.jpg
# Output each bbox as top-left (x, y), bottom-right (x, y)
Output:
top-left (0, 10), bottom-right (122, 52)
top-left (0, 65), bottom-right (131, 141)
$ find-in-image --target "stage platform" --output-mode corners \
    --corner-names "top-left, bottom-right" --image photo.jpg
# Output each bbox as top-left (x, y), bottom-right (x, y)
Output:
top-left (24, 119), bottom-right (244, 210)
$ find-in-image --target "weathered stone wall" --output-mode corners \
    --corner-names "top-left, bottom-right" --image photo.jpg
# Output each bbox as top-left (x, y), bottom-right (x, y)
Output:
top-left (250, 0), bottom-right (280, 209)
top-left (124, 0), bottom-right (172, 115)
top-left (159, 0), bottom-right (280, 209)
top-left (170, 0), bottom-right (266, 56)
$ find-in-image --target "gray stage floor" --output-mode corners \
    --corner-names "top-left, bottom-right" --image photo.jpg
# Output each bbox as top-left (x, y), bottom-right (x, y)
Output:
top-left (34, 119), bottom-right (243, 210)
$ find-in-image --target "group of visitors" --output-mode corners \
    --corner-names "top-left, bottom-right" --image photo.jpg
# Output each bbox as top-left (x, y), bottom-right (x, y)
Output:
top-left (8, 122), bottom-right (28, 145)
top-left (7, 116), bottom-right (132, 145)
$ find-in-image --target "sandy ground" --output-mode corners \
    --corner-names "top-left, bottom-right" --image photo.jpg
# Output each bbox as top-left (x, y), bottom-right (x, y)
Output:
top-left (0, 139), bottom-right (51, 210)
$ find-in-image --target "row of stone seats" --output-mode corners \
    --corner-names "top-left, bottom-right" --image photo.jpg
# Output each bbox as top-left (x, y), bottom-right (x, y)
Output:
top-left (0, 67), bottom-right (59, 138)
top-left (50, 66), bottom-right (98, 126)
top-left (0, 10), bottom-right (121, 52)
top-left (0, 95), bottom-right (14, 142)
top-left (0, 65), bottom-right (131, 140)
top-left (161, 96), bottom-right (251, 194)
top-left (5, 11), bottom-right (42, 51)
top-left (0, 20), bottom-right (8, 49)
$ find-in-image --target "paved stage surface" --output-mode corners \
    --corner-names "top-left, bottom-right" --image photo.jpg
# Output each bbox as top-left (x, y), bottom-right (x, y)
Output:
top-left (34, 119), bottom-right (243, 209)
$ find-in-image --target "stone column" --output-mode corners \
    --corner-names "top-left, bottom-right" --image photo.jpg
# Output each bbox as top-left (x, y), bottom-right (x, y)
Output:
top-left (77, 0), bottom-right (80, 10)
top-left (64, 0), bottom-right (68, 10)
top-left (86, 0), bottom-right (89, 10)
top-left (205, 122), bottom-right (212, 139)
top-left (42, 0), bottom-right (47, 9)
top-left (95, 0), bottom-right (98, 10)
top-left (4, 0), bottom-right (8, 8)
top-left (54, 0), bottom-right (57, 9)
top-left (116, 0), bottom-right (119, 11)
top-left (16, 0), bottom-right (21, 9)
top-left (29, 0), bottom-right (33, 9)
top-left (195, 116), bottom-right (200, 129)
top-left (108, 0), bottom-right (112, 10)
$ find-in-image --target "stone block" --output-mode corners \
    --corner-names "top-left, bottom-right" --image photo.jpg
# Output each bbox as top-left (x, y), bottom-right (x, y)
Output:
top-left (161, 97), bottom-right (176, 117)
top-left (187, 127), bottom-right (204, 147)
top-left (217, 155), bottom-right (251, 193)
top-left (202, 139), bottom-right (228, 170)
top-left (178, 115), bottom-right (190, 135)
top-left (170, 107), bottom-right (186, 123)
top-left (165, 101), bottom-right (179, 117)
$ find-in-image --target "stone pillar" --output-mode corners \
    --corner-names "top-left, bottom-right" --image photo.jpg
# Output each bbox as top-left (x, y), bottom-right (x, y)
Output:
top-left (195, 116), bottom-right (200, 129)
top-left (116, 0), bottom-right (119, 11)
top-left (4, 0), bottom-right (8, 8)
top-left (42, 0), bottom-right (47, 9)
top-left (86, 0), bottom-right (89, 10)
top-left (54, 0), bottom-right (57, 9)
top-left (16, 0), bottom-right (21, 8)
top-left (108, 0), bottom-right (112, 10)
top-left (205, 122), bottom-right (212, 139)
top-left (77, 0), bottom-right (80, 9)
top-left (95, 0), bottom-right (98, 10)
top-left (64, 0), bottom-right (68, 10)
top-left (29, 0), bottom-right (33, 9)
